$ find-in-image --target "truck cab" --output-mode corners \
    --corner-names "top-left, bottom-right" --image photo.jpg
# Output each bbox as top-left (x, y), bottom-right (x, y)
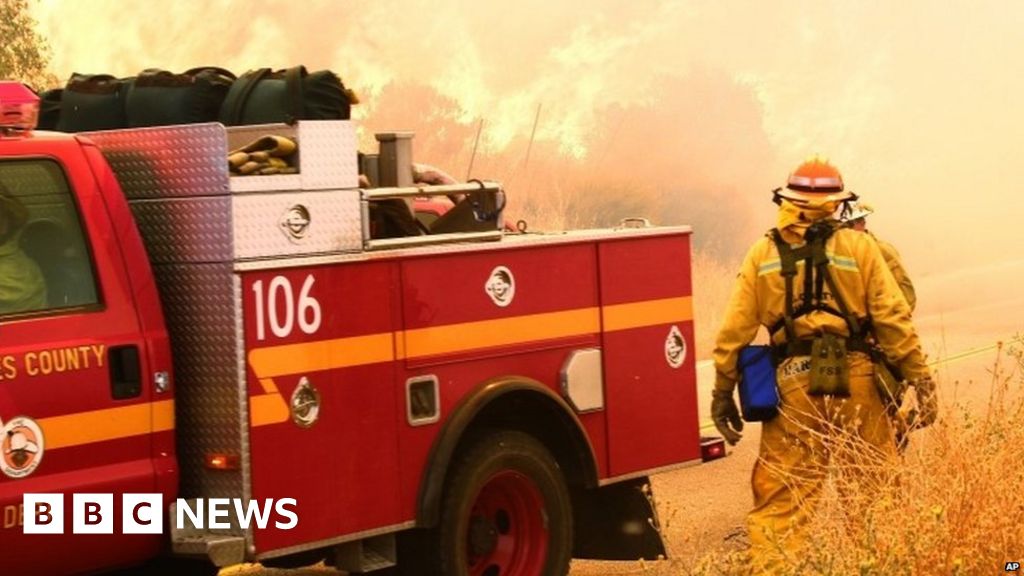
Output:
top-left (0, 127), bottom-right (176, 574)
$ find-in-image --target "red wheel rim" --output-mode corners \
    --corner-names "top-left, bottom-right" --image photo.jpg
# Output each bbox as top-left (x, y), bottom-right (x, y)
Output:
top-left (465, 470), bottom-right (549, 576)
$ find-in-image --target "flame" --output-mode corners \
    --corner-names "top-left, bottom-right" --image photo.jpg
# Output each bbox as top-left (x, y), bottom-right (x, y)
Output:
top-left (26, 1), bottom-right (1024, 270)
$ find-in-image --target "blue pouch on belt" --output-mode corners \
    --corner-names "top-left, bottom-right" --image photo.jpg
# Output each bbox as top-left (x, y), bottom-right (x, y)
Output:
top-left (737, 345), bottom-right (780, 421)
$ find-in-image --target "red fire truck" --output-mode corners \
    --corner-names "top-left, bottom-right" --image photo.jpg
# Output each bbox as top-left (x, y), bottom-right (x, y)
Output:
top-left (0, 82), bottom-right (721, 576)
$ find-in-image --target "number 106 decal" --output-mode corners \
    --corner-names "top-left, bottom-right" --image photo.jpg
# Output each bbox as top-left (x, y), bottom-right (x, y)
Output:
top-left (252, 274), bottom-right (323, 340)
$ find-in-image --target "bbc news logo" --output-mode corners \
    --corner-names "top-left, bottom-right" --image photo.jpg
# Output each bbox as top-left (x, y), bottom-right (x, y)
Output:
top-left (22, 494), bottom-right (298, 534)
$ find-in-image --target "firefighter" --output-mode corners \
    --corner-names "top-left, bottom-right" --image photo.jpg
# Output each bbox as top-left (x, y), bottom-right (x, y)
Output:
top-left (840, 201), bottom-right (917, 311)
top-left (841, 200), bottom-right (918, 452)
top-left (710, 157), bottom-right (936, 572)
top-left (0, 188), bottom-right (46, 314)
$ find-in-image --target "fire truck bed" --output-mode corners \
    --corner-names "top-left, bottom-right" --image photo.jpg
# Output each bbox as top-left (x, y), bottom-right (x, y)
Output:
top-left (234, 225), bottom-right (693, 271)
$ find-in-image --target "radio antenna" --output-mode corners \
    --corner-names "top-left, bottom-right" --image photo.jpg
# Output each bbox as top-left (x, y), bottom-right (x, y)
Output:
top-left (465, 118), bottom-right (484, 180)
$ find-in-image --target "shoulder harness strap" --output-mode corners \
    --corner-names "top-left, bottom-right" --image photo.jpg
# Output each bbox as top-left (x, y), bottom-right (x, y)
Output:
top-left (769, 222), bottom-right (866, 350)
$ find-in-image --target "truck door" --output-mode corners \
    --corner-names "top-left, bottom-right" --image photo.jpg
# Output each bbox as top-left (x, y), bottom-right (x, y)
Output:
top-left (598, 233), bottom-right (702, 477)
top-left (243, 262), bottom-right (403, 554)
top-left (0, 156), bottom-right (162, 574)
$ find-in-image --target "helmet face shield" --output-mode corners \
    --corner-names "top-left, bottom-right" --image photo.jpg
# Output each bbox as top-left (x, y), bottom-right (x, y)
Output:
top-left (776, 187), bottom-right (854, 205)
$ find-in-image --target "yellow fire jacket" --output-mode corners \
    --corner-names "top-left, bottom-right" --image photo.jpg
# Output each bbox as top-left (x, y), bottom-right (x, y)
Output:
top-left (713, 226), bottom-right (930, 392)
top-left (873, 234), bottom-right (916, 312)
top-left (0, 237), bottom-right (46, 315)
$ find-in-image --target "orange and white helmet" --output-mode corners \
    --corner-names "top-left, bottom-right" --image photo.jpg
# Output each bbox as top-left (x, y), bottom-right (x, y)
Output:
top-left (775, 156), bottom-right (854, 205)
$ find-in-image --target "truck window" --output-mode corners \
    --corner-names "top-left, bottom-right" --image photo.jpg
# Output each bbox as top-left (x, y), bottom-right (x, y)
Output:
top-left (0, 159), bottom-right (99, 316)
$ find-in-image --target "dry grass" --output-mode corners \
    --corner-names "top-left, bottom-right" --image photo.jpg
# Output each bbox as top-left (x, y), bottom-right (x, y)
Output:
top-left (691, 251), bottom-right (735, 359)
top-left (640, 342), bottom-right (1024, 575)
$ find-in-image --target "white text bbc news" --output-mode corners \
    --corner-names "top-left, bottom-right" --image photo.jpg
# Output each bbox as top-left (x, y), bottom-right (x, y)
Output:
top-left (21, 494), bottom-right (298, 534)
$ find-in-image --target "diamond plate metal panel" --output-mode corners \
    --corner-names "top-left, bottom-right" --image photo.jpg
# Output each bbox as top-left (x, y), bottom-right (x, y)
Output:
top-left (232, 189), bottom-right (362, 259)
top-left (83, 123), bottom-right (230, 200)
top-left (296, 120), bottom-right (359, 190)
top-left (228, 173), bottom-right (303, 193)
top-left (153, 263), bottom-right (244, 501)
top-left (235, 273), bottom-right (255, 549)
top-left (129, 197), bottom-right (233, 264)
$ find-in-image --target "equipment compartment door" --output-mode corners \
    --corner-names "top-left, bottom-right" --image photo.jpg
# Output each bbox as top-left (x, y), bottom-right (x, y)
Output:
top-left (244, 261), bottom-right (402, 554)
top-left (598, 233), bottom-right (701, 477)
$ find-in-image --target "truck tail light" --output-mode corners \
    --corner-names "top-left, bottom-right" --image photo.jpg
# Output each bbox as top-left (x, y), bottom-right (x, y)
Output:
top-left (700, 436), bottom-right (727, 462)
top-left (204, 453), bottom-right (240, 470)
top-left (0, 82), bottom-right (39, 132)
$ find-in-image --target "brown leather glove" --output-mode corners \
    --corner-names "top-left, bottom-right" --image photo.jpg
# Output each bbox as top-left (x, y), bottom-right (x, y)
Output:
top-left (910, 376), bottom-right (938, 428)
top-left (711, 388), bottom-right (744, 445)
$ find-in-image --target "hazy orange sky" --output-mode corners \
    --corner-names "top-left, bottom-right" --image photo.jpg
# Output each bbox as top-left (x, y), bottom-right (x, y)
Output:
top-left (30, 1), bottom-right (1024, 277)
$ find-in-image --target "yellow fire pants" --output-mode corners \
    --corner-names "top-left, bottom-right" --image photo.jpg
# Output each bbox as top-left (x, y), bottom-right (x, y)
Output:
top-left (747, 352), bottom-right (896, 573)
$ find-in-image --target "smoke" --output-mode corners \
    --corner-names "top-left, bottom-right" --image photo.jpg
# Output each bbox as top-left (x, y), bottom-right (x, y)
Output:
top-left (30, 0), bottom-right (1024, 270)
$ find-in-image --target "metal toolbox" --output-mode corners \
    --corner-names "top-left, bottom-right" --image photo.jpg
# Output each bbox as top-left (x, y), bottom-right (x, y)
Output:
top-left (86, 121), bottom-right (362, 262)
top-left (226, 121), bottom-right (359, 193)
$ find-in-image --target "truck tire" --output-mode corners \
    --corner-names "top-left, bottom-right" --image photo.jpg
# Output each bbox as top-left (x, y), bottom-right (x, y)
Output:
top-left (431, 429), bottom-right (573, 576)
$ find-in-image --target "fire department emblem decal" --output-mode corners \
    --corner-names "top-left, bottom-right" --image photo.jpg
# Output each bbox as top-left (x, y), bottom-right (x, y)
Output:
top-left (279, 204), bottom-right (311, 242)
top-left (485, 266), bottom-right (516, 307)
top-left (665, 326), bottom-right (687, 369)
top-left (1, 416), bottom-right (44, 479)
top-left (290, 377), bottom-right (321, 428)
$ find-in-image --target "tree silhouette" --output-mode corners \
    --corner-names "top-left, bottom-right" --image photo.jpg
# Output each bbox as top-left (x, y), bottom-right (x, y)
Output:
top-left (0, 0), bottom-right (57, 90)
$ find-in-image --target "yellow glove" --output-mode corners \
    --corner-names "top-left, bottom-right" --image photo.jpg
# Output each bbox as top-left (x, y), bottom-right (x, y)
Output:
top-left (232, 135), bottom-right (297, 158)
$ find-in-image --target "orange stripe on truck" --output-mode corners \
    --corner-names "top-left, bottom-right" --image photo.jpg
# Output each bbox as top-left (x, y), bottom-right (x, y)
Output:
top-left (248, 332), bottom-right (396, 379)
top-left (40, 399), bottom-right (175, 450)
top-left (602, 296), bottom-right (693, 332)
top-left (14, 299), bottom-right (696, 440)
top-left (403, 307), bottom-right (601, 358)
top-left (247, 299), bottom-right (692, 427)
top-left (250, 393), bottom-right (290, 427)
